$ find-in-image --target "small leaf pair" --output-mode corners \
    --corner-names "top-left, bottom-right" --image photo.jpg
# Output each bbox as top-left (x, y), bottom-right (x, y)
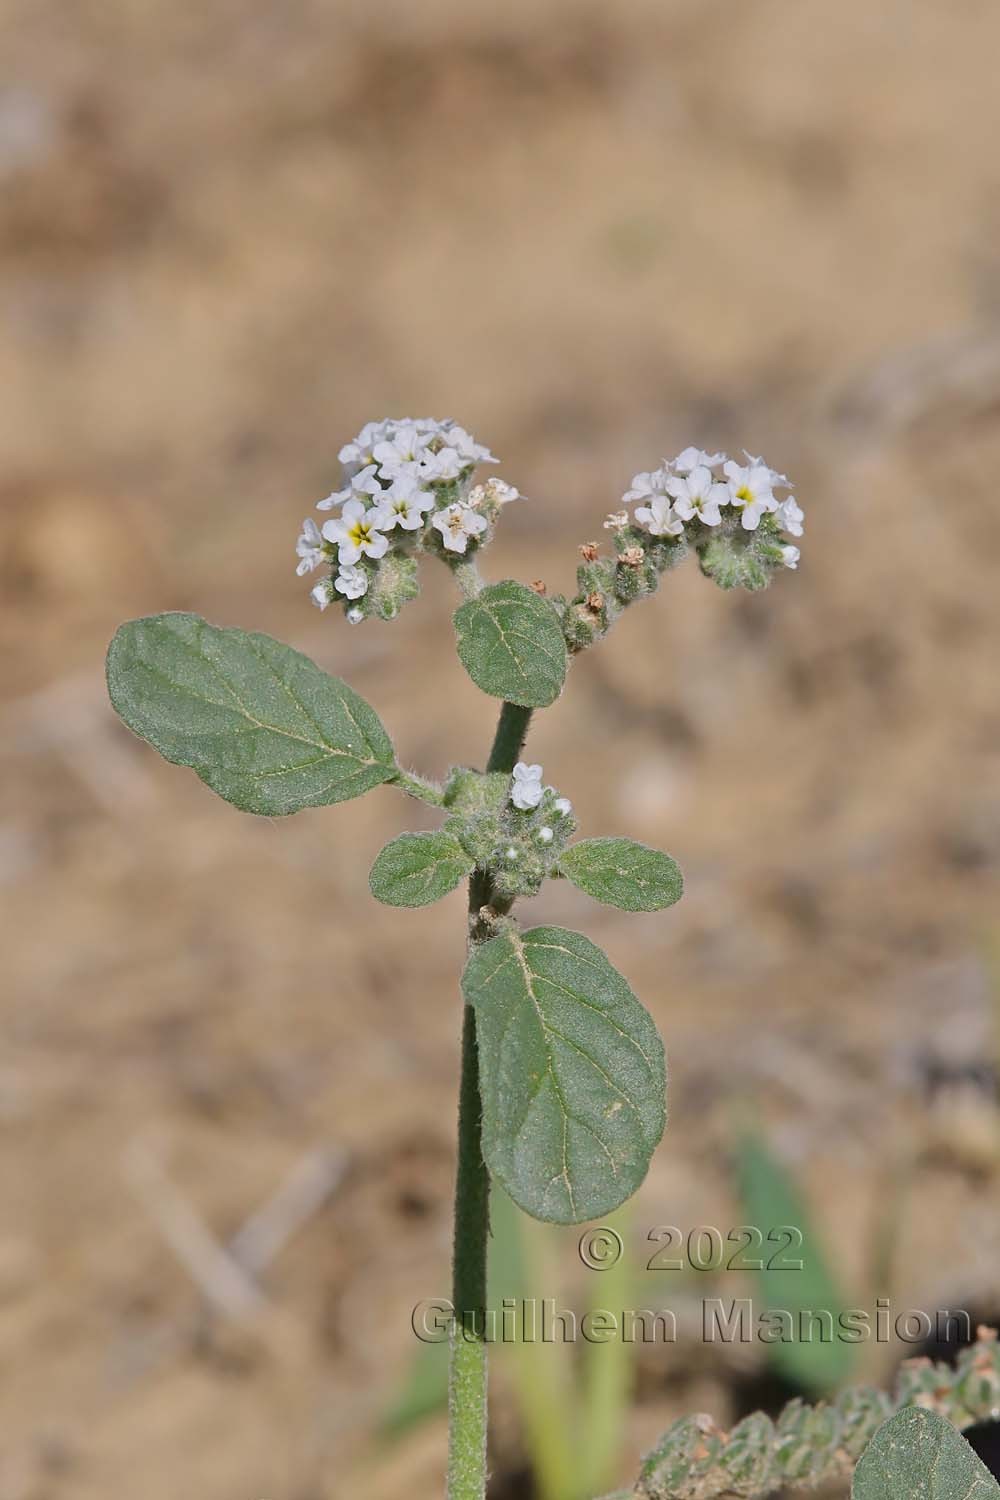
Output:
top-left (369, 832), bottom-right (683, 912)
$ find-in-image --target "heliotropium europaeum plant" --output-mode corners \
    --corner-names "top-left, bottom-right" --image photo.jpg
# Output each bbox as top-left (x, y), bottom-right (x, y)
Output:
top-left (631, 1326), bottom-right (1000, 1500)
top-left (106, 419), bottom-right (805, 1500)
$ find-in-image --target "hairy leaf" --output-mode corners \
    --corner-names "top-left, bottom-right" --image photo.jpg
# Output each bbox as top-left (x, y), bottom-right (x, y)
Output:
top-left (107, 613), bottom-right (397, 815)
top-left (852, 1408), bottom-right (1000, 1500)
top-left (558, 839), bottom-right (683, 912)
top-left (462, 925), bottom-right (666, 1224)
top-left (370, 830), bottom-right (474, 907)
top-left (454, 581), bottom-right (567, 708)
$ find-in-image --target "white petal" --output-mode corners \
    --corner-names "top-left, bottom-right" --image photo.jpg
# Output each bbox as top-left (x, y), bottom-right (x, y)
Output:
top-left (362, 532), bottom-right (390, 559)
top-left (672, 447), bottom-right (700, 473)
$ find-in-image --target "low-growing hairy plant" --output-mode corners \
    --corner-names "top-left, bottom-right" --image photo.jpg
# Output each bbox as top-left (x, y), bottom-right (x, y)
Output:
top-left (631, 1326), bottom-right (1000, 1499)
top-left (105, 418), bottom-right (821, 1499)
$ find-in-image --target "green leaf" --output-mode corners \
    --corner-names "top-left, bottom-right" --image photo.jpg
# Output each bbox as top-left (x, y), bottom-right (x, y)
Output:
top-left (852, 1408), bottom-right (1000, 1500)
top-left (462, 925), bottom-right (666, 1224)
top-left (453, 581), bottom-right (568, 708)
top-left (369, 830), bottom-right (474, 907)
top-left (558, 838), bottom-right (683, 912)
top-left (735, 1131), bottom-right (857, 1395)
top-left (106, 613), bottom-right (397, 815)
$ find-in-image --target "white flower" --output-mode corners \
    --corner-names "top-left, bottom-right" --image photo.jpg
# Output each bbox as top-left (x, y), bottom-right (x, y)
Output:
top-left (672, 446), bottom-right (725, 475)
top-left (338, 421), bottom-right (391, 474)
top-left (776, 496), bottom-right (804, 537)
top-left (603, 511), bottom-right (629, 530)
top-left (295, 518), bottom-right (325, 575)
top-left (322, 499), bottom-right (391, 564)
top-left (311, 579), bottom-right (334, 611)
top-left (553, 796), bottom-right (572, 817)
top-left (432, 502), bottom-right (489, 554)
top-left (419, 445), bottom-right (466, 482)
top-left (381, 475), bottom-right (435, 530)
top-left (634, 493), bottom-right (685, 538)
top-left (722, 459), bottom-right (779, 531)
top-left (537, 826), bottom-right (554, 845)
top-left (346, 606), bottom-right (365, 624)
top-left (666, 465), bottom-right (728, 526)
top-left (470, 478), bottom-right (521, 506)
top-left (504, 846), bottom-right (519, 861)
top-left (511, 762), bottom-right (544, 810)
top-left (742, 451), bottom-right (791, 488)
top-left (317, 485), bottom-right (351, 512)
top-left (444, 425), bottom-right (497, 466)
top-left (373, 425), bottom-right (432, 477)
top-left (334, 564), bottom-right (369, 599)
top-left (622, 468), bottom-right (671, 506)
top-left (779, 545), bottom-right (800, 570)
top-left (317, 464), bottom-right (384, 511)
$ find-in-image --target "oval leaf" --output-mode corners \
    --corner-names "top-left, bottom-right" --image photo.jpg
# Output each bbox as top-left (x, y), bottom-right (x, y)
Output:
top-left (558, 838), bottom-right (683, 912)
top-left (853, 1408), bottom-right (1000, 1500)
top-left (107, 613), bottom-right (397, 815)
top-left (454, 581), bottom-right (567, 708)
top-left (462, 925), bottom-right (666, 1224)
top-left (370, 831), bottom-right (474, 907)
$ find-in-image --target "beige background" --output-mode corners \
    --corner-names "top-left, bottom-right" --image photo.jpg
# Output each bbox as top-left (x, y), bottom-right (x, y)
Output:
top-left (2, 2), bottom-right (1000, 1497)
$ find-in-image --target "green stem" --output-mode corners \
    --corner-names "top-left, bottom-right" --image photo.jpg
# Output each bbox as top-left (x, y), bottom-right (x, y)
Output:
top-left (447, 700), bottom-right (534, 1500)
top-left (452, 560), bottom-right (485, 600)
top-left (485, 702), bottom-right (533, 774)
top-left (448, 999), bottom-right (490, 1500)
top-left (394, 768), bottom-right (446, 806)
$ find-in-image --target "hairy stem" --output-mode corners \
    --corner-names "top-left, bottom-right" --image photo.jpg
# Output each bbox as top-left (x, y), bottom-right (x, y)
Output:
top-left (394, 769), bottom-right (446, 806)
top-left (447, 699), bottom-right (534, 1500)
top-left (452, 560), bottom-right (486, 600)
top-left (485, 701), bottom-right (533, 774)
top-left (448, 998), bottom-right (490, 1500)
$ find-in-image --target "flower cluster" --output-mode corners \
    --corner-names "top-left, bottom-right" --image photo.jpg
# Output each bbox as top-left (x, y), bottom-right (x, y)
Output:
top-left (489, 762), bottom-right (576, 897)
top-left (439, 762), bottom-right (576, 902)
top-left (621, 446), bottom-right (803, 567)
top-left (509, 762), bottom-right (572, 819)
top-left (560, 444), bottom-right (803, 651)
top-left (295, 418), bottom-right (520, 622)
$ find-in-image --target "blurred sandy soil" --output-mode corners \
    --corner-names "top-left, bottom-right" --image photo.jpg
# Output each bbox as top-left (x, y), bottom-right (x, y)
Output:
top-left (2, 1), bottom-right (1000, 1496)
